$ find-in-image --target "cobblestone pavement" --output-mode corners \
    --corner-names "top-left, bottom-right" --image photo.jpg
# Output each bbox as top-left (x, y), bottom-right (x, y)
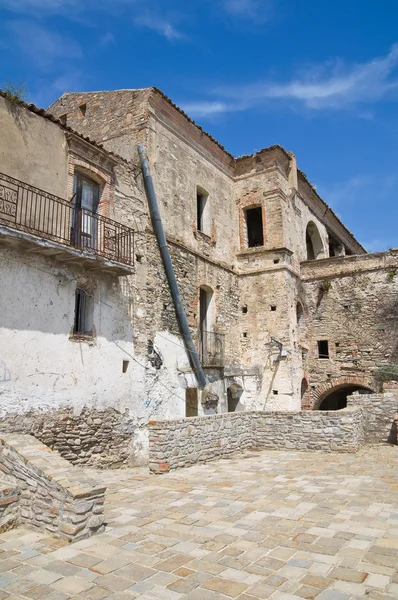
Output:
top-left (1, 446), bottom-right (398, 599)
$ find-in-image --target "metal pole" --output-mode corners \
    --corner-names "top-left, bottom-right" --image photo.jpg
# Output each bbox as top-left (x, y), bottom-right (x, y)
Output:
top-left (137, 145), bottom-right (207, 389)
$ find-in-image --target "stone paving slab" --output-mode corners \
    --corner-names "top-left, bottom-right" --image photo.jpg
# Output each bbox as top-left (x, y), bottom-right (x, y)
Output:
top-left (0, 446), bottom-right (398, 598)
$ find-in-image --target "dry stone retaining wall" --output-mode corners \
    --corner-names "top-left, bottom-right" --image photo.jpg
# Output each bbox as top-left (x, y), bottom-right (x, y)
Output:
top-left (347, 389), bottom-right (398, 443)
top-left (0, 408), bottom-right (135, 468)
top-left (0, 434), bottom-right (106, 541)
top-left (148, 407), bottom-right (363, 473)
top-left (149, 412), bottom-right (256, 473)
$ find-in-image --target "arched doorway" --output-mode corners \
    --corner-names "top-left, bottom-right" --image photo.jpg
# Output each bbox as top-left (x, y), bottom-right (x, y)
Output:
top-left (227, 383), bottom-right (243, 412)
top-left (317, 384), bottom-right (373, 410)
top-left (306, 222), bottom-right (325, 260)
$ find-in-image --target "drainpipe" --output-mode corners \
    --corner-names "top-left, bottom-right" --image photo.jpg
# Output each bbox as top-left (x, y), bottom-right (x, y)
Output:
top-left (137, 145), bottom-right (207, 389)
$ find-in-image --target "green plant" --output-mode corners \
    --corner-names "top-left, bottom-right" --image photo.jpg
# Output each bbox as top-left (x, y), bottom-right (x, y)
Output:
top-left (387, 270), bottom-right (396, 282)
top-left (2, 81), bottom-right (27, 105)
top-left (374, 365), bottom-right (398, 382)
top-left (321, 279), bottom-right (332, 292)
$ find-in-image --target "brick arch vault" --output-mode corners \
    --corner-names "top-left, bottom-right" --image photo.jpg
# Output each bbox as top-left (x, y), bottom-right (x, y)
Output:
top-left (311, 375), bottom-right (377, 410)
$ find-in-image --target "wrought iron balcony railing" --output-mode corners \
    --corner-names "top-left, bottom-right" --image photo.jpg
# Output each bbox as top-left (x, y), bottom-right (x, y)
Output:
top-left (0, 172), bottom-right (134, 268)
top-left (199, 330), bottom-right (225, 367)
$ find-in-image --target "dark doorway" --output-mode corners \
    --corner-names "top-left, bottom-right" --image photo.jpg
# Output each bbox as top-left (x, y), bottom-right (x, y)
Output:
top-left (186, 388), bottom-right (198, 417)
top-left (227, 388), bottom-right (239, 412)
top-left (318, 385), bottom-right (372, 410)
top-left (245, 207), bottom-right (264, 247)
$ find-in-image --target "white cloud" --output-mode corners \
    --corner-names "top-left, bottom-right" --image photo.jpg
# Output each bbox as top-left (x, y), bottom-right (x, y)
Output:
top-left (180, 101), bottom-right (231, 118)
top-left (134, 14), bottom-right (185, 41)
top-left (186, 45), bottom-right (398, 120)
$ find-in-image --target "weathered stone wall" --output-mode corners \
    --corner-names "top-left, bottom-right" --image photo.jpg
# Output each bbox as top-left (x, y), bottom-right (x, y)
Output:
top-left (255, 408), bottom-right (363, 452)
top-left (148, 407), bottom-right (363, 472)
top-left (0, 408), bottom-right (137, 468)
top-left (0, 476), bottom-right (20, 533)
top-left (301, 251), bottom-right (398, 407)
top-left (0, 434), bottom-right (106, 541)
top-left (149, 412), bottom-right (255, 473)
top-left (347, 388), bottom-right (398, 443)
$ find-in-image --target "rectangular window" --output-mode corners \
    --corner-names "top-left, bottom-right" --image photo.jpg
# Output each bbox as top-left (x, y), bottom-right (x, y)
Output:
top-left (317, 340), bottom-right (329, 359)
top-left (72, 173), bottom-right (100, 250)
top-left (74, 289), bottom-right (93, 336)
top-left (196, 190), bottom-right (210, 235)
top-left (245, 206), bottom-right (264, 247)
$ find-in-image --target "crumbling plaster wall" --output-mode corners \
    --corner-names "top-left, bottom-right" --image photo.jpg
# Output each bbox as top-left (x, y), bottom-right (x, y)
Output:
top-left (301, 251), bottom-right (398, 407)
top-left (0, 97), bottom-right (68, 198)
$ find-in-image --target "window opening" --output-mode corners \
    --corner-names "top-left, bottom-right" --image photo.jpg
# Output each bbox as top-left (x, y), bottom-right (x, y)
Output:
top-left (79, 103), bottom-right (87, 117)
top-left (270, 305), bottom-right (276, 311)
top-left (74, 289), bottom-right (93, 336)
top-left (122, 360), bottom-right (129, 373)
top-left (59, 114), bottom-right (67, 126)
top-left (306, 222), bottom-right (324, 260)
top-left (317, 340), bottom-right (329, 359)
top-left (245, 206), bottom-right (264, 247)
top-left (241, 305), bottom-right (248, 314)
top-left (196, 189), bottom-right (210, 235)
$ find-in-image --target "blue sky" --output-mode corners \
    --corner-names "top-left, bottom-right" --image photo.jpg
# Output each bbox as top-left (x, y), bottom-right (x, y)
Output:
top-left (1, 0), bottom-right (398, 252)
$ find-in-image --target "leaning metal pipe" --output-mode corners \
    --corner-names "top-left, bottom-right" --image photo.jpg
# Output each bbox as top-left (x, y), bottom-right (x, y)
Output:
top-left (137, 145), bottom-right (207, 389)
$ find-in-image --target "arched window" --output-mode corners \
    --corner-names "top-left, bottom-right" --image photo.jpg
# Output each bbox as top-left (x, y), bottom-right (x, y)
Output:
top-left (306, 221), bottom-right (325, 260)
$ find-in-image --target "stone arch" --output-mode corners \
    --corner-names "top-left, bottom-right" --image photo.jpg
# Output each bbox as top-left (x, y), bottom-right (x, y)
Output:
top-left (306, 221), bottom-right (325, 260)
top-left (312, 376), bottom-right (376, 410)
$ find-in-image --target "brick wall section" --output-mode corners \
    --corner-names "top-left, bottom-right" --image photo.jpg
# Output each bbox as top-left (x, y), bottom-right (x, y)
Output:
top-left (0, 434), bottom-right (106, 541)
top-left (148, 407), bottom-right (363, 473)
top-left (0, 477), bottom-right (20, 533)
top-left (346, 388), bottom-right (398, 443)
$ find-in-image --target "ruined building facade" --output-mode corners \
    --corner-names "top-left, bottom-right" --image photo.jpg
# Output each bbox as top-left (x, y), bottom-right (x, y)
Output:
top-left (1, 88), bottom-right (397, 465)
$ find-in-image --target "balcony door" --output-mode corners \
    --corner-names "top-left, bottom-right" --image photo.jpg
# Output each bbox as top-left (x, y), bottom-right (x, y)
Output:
top-left (71, 173), bottom-right (99, 250)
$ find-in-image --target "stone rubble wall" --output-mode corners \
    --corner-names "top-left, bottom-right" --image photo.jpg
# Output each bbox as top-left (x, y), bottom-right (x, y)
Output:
top-left (255, 408), bottom-right (363, 452)
top-left (148, 407), bottom-right (363, 473)
top-left (149, 412), bottom-right (256, 473)
top-left (0, 408), bottom-right (136, 469)
top-left (347, 389), bottom-right (398, 443)
top-left (0, 434), bottom-right (106, 541)
top-left (0, 476), bottom-right (20, 533)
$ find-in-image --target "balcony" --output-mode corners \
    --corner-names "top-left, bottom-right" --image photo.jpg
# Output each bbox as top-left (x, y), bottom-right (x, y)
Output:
top-left (0, 172), bottom-right (134, 275)
top-left (199, 330), bottom-right (225, 367)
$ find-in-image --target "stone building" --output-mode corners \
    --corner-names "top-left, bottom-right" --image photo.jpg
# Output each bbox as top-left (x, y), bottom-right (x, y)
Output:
top-left (1, 87), bottom-right (397, 465)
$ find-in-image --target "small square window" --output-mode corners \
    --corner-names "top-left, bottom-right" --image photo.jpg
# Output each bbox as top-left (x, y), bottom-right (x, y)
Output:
top-left (242, 305), bottom-right (248, 314)
top-left (317, 340), bottom-right (329, 359)
top-left (73, 288), bottom-right (94, 336)
top-left (270, 305), bottom-right (277, 311)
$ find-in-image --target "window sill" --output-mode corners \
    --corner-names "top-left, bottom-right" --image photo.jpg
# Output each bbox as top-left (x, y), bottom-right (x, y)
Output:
top-left (69, 333), bottom-right (96, 345)
top-left (194, 230), bottom-right (215, 246)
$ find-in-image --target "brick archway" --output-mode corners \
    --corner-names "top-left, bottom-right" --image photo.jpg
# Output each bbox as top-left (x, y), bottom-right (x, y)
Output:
top-left (311, 375), bottom-right (376, 410)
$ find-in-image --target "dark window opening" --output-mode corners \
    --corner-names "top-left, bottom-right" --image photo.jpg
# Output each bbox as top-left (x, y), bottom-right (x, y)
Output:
top-left (273, 259), bottom-right (280, 264)
top-left (270, 305), bottom-right (276, 312)
top-left (73, 289), bottom-right (93, 336)
top-left (296, 302), bottom-right (304, 326)
top-left (242, 305), bottom-right (248, 314)
top-left (79, 103), bottom-right (87, 117)
top-left (197, 192), bottom-right (209, 233)
top-left (243, 332), bottom-right (247, 338)
top-left (245, 206), bottom-right (264, 248)
top-left (186, 388), bottom-right (198, 417)
top-left (273, 390), bottom-right (279, 395)
top-left (122, 360), bottom-right (129, 373)
top-left (59, 114), bottom-right (67, 126)
top-left (317, 340), bottom-right (329, 359)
